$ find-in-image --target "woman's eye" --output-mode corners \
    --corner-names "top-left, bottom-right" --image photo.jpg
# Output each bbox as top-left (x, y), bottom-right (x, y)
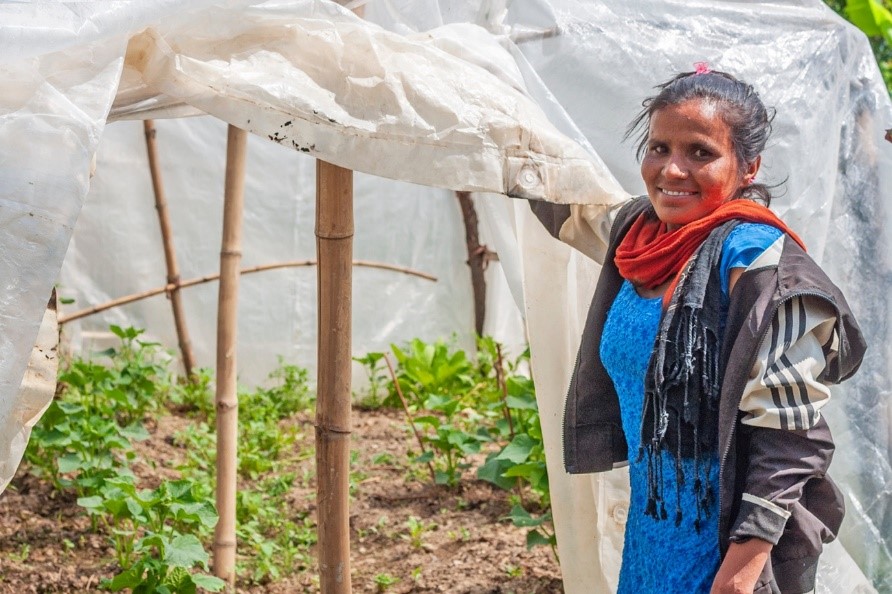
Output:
top-left (649, 144), bottom-right (667, 154)
top-left (693, 148), bottom-right (712, 159)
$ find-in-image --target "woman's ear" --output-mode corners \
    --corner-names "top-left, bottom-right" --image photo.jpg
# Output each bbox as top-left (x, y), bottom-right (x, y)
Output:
top-left (744, 156), bottom-right (761, 185)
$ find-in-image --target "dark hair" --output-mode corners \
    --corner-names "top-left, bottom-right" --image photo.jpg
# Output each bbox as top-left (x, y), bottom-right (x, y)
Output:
top-left (626, 70), bottom-right (776, 205)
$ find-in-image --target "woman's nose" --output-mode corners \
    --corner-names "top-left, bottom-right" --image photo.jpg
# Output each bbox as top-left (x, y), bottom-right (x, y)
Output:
top-left (663, 159), bottom-right (688, 179)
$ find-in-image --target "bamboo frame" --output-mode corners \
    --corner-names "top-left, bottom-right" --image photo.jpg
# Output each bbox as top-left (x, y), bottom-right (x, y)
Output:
top-left (315, 160), bottom-right (353, 594)
top-left (383, 354), bottom-right (436, 483)
top-left (455, 191), bottom-right (487, 335)
top-left (144, 120), bottom-right (197, 377)
top-left (213, 125), bottom-right (247, 587)
top-left (57, 260), bottom-right (435, 325)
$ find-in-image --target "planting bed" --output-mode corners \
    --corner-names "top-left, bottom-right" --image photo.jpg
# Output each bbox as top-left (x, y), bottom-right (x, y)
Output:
top-left (0, 405), bottom-right (562, 593)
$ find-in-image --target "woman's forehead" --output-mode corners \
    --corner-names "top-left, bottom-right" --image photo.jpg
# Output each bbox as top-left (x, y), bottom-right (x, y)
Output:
top-left (648, 99), bottom-right (731, 141)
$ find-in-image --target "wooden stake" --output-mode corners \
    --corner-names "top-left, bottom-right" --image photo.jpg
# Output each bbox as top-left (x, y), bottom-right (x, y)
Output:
top-left (144, 120), bottom-right (197, 377)
top-left (315, 160), bottom-right (353, 594)
top-left (382, 353), bottom-right (436, 483)
top-left (213, 125), bottom-right (247, 588)
top-left (455, 191), bottom-right (487, 335)
top-left (58, 260), bottom-right (436, 325)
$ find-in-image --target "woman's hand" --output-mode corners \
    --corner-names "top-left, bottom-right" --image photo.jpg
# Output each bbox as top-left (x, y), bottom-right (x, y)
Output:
top-left (710, 538), bottom-right (772, 594)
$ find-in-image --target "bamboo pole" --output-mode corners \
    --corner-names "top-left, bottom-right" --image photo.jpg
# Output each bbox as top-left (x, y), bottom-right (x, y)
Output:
top-left (58, 260), bottom-right (435, 325)
top-left (455, 191), bottom-right (487, 335)
top-left (315, 160), bottom-right (353, 594)
top-left (144, 119), bottom-right (197, 377)
top-left (382, 354), bottom-right (436, 483)
top-left (213, 125), bottom-right (247, 588)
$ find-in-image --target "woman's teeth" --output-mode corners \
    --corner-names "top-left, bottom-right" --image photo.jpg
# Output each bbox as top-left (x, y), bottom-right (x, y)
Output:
top-left (661, 189), bottom-right (695, 196)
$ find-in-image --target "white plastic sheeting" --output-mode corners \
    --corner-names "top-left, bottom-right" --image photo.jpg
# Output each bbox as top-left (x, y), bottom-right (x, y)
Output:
top-left (477, 2), bottom-right (891, 591)
top-left (360, 0), bottom-right (892, 590)
top-left (0, 301), bottom-right (59, 495)
top-left (1, 0), bottom-right (619, 495)
top-left (1, 0), bottom-right (890, 592)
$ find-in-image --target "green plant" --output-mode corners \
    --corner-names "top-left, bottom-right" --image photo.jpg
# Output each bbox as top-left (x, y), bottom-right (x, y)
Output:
top-left (505, 505), bottom-right (557, 554)
top-left (504, 564), bottom-right (523, 579)
top-left (411, 566), bottom-right (423, 583)
top-left (353, 351), bottom-right (391, 408)
top-left (366, 337), bottom-right (555, 551)
top-left (825, 0), bottom-right (892, 93)
top-left (477, 374), bottom-right (549, 505)
top-left (79, 478), bottom-right (224, 593)
top-left (24, 329), bottom-right (325, 589)
top-left (10, 543), bottom-right (30, 563)
top-left (402, 516), bottom-right (434, 549)
top-left (241, 361), bottom-right (314, 423)
top-left (372, 573), bottom-right (400, 592)
top-left (168, 368), bottom-right (215, 418)
top-left (390, 339), bottom-right (477, 406)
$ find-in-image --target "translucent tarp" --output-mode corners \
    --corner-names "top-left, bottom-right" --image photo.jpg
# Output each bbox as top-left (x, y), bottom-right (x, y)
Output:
top-left (1, 1), bottom-right (889, 592)
top-left (0, 0), bottom-right (621, 493)
top-left (359, 1), bottom-right (892, 590)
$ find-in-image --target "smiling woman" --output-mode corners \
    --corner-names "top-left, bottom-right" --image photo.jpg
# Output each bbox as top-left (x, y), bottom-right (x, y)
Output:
top-left (639, 99), bottom-right (759, 229)
top-left (529, 67), bottom-right (867, 594)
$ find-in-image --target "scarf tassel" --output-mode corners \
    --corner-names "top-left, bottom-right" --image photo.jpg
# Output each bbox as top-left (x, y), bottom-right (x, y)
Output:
top-left (637, 221), bottom-right (739, 530)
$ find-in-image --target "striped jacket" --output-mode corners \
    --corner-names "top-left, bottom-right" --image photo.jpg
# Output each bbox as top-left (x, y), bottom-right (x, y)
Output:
top-left (531, 196), bottom-right (866, 594)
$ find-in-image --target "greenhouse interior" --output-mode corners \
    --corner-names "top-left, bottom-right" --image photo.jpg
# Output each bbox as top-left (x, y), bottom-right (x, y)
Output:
top-left (0, 1), bottom-right (890, 592)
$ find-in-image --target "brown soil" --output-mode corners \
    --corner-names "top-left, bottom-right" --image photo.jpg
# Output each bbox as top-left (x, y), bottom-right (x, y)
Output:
top-left (0, 407), bottom-right (563, 594)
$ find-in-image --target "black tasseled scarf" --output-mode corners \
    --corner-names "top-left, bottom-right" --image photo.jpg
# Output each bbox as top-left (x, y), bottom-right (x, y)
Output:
top-left (638, 220), bottom-right (739, 531)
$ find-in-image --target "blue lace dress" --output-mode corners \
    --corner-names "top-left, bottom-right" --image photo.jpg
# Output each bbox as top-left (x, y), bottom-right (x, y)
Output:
top-left (599, 223), bottom-right (782, 594)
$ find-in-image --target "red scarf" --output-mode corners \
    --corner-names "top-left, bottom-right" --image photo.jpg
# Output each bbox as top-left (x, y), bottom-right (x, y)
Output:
top-left (615, 200), bottom-right (806, 307)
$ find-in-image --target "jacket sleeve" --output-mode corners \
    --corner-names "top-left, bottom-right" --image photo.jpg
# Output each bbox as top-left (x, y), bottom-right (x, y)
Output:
top-left (730, 295), bottom-right (841, 545)
top-left (529, 197), bottom-right (631, 265)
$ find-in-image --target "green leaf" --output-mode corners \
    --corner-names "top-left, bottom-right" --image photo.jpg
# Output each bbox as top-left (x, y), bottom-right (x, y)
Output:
top-left (506, 504), bottom-right (546, 528)
top-left (120, 423), bottom-right (151, 441)
top-left (57, 453), bottom-right (83, 474)
top-left (476, 456), bottom-right (515, 491)
top-left (170, 502), bottom-right (219, 530)
top-left (191, 573), bottom-right (227, 591)
top-left (525, 529), bottom-right (555, 550)
top-left (164, 566), bottom-right (192, 590)
top-left (413, 415), bottom-right (440, 428)
top-left (502, 461), bottom-right (545, 480)
top-left (164, 534), bottom-right (210, 569)
top-left (105, 565), bottom-right (145, 591)
top-left (414, 450), bottom-right (434, 464)
top-left (56, 401), bottom-right (85, 415)
top-left (495, 434), bottom-right (535, 464)
top-left (77, 495), bottom-right (104, 510)
top-left (847, 0), bottom-right (892, 43)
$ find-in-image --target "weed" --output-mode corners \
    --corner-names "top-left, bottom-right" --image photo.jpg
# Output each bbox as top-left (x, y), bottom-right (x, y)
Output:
top-left (402, 516), bottom-right (434, 549)
top-left (373, 573), bottom-right (400, 592)
top-left (504, 564), bottom-right (524, 579)
top-left (10, 543), bottom-right (30, 563)
top-left (353, 351), bottom-right (390, 408)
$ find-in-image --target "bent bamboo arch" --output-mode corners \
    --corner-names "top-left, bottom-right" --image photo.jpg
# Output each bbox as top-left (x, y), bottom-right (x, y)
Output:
top-left (57, 259), bottom-right (436, 325)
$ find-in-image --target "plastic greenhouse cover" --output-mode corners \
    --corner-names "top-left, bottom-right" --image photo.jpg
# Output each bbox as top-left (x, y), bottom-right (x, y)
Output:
top-left (1, 0), bottom-right (890, 592)
top-left (360, 0), bottom-right (892, 591)
top-left (0, 0), bottom-right (623, 494)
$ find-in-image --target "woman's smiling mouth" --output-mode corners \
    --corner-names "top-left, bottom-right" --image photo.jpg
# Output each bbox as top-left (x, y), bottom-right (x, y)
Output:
top-left (659, 188), bottom-right (697, 197)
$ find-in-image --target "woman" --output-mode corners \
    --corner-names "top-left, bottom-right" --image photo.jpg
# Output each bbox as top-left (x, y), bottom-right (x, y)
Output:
top-left (531, 68), bottom-right (866, 593)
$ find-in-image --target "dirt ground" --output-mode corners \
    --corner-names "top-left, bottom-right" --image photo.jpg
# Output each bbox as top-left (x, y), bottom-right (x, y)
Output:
top-left (0, 407), bottom-right (563, 594)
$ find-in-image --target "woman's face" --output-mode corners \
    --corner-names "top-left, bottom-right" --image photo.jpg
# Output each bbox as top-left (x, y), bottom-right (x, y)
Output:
top-left (640, 99), bottom-right (759, 230)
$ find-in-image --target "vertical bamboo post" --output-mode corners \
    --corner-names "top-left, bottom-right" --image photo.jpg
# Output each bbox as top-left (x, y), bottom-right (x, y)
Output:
top-left (143, 119), bottom-right (198, 377)
top-left (315, 160), bottom-right (353, 594)
top-left (213, 125), bottom-right (247, 588)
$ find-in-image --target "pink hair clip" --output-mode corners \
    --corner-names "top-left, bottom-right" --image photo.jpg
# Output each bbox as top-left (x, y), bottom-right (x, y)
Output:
top-left (693, 61), bottom-right (710, 75)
